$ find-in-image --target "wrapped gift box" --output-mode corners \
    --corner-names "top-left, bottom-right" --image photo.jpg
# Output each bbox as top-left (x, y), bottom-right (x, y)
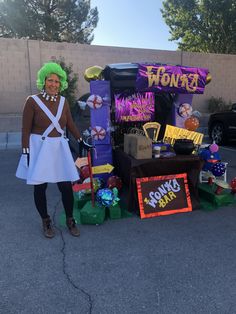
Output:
top-left (80, 201), bottom-right (106, 225)
top-left (107, 204), bottom-right (122, 219)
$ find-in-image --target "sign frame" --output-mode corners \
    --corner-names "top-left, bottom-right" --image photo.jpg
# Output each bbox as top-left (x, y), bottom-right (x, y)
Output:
top-left (114, 91), bottom-right (155, 123)
top-left (136, 173), bottom-right (192, 219)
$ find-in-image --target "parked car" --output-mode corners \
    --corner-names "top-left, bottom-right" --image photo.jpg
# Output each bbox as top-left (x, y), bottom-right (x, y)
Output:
top-left (208, 103), bottom-right (236, 145)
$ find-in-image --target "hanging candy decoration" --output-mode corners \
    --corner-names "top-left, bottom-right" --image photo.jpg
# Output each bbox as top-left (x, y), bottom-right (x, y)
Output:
top-left (91, 126), bottom-right (106, 141)
top-left (211, 162), bottom-right (226, 177)
top-left (84, 65), bottom-right (104, 82)
top-left (96, 188), bottom-right (114, 207)
top-left (86, 94), bottom-right (103, 109)
top-left (178, 103), bottom-right (193, 118)
top-left (184, 116), bottom-right (200, 131)
top-left (107, 175), bottom-right (123, 191)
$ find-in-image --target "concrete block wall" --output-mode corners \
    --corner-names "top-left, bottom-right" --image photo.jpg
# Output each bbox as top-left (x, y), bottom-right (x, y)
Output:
top-left (0, 39), bottom-right (31, 115)
top-left (1, 38), bottom-right (236, 133)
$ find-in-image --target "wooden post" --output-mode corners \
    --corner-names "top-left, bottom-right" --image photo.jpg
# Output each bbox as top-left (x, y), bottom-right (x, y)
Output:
top-left (87, 150), bottom-right (95, 207)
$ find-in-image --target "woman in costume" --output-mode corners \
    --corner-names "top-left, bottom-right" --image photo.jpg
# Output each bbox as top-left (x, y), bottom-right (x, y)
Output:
top-left (16, 62), bottom-right (91, 238)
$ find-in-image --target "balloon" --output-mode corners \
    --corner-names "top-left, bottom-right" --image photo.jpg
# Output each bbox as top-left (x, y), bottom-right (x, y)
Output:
top-left (191, 110), bottom-right (201, 118)
top-left (184, 116), bottom-right (200, 131)
top-left (107, 176), bottom-right (122, 190)
top-left (96, 188), bottom-right (114, 207)
top-left (178, 103), bottom-right (192, 118)
top-left (209, 143), bottom-right (219, 153)
top-left (84, 66), bottom-right (104, 82)
top-left (80, 165), bottom-right (90, 180)
top-left (206, 73), bottom-right (212, 85)
top-left (211, 162), bottom-right (226, 177)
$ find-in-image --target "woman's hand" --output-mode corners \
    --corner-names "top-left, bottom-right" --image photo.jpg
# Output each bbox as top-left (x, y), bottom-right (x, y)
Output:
top-left (78, 138), bottom-right (93, 156)
top-left (78, 138), bottom-right (93, 150)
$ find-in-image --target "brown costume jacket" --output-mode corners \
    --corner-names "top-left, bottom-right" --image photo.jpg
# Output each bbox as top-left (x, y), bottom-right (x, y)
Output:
top-left (21, 94), bottom-right (81, 148)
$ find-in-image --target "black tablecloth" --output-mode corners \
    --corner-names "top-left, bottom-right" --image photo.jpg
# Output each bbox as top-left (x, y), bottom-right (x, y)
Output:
top-left (113, 149), bottom-right (204, 213)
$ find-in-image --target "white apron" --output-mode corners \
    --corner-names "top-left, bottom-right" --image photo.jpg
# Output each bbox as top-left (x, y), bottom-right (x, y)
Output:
top-left (16, 95), bottom-right (79, 185)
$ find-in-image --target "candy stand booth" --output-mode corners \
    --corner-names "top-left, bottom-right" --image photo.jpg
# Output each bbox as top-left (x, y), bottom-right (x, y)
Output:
top-left (70, 62), bottom-right (214, 224)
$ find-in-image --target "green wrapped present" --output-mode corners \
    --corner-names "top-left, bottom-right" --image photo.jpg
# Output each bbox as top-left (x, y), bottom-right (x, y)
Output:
top-left (80, 201), bottom-right (106, 225)
top-left (108, 204), bottom-right (122, 219)
top-left (73, 192), bottom-right (91, 209)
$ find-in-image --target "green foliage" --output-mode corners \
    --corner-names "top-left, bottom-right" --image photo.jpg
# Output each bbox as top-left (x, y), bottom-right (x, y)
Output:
top-left (0, 0), bottom-right (98, 44)
top-left (52, 57), bottom-right (78, 112)
top-left (207, 96), bottom-right (231, 113)
top-left (161, 0), bottom-right (236, 54)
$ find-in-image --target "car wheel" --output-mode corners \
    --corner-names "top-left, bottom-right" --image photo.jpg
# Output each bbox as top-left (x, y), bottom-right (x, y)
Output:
top-left (210, 122), bottom-right (226, 145)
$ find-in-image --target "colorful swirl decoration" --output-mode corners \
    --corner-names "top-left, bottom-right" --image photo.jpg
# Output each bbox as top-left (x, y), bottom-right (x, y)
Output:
top-left (91, 126), bottom-right (106, 141)
top-left (86, 94), bottom-right (103, 109)
top-left (178, 103), bottom-right (193, 118)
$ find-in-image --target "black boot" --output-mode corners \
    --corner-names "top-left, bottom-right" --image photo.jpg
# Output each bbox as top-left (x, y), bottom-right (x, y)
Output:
top-left (42, 216), bottom-right (55, 238)
top-left (66, 217), bottom-right (80, 237)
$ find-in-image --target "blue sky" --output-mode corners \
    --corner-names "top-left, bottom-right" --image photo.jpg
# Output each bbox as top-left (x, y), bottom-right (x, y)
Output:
top-left (90, 0), bottom-right (178, 51)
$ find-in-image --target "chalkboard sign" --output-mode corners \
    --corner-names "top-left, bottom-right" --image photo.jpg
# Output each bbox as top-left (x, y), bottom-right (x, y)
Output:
top-left (136, 173), bottom-right (192, 219)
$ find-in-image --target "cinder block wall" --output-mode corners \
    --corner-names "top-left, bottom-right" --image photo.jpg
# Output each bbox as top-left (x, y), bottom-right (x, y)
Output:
top-left (1, 38), bottom-right (236, 131)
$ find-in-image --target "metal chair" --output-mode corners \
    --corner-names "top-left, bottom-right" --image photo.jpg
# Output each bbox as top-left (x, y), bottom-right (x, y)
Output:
top-left (199, 162), bottom-right (228, 183)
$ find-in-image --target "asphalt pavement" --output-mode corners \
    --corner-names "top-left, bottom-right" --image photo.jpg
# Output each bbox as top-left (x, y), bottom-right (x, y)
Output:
top-left (1, 147), bottom-right (236, 314)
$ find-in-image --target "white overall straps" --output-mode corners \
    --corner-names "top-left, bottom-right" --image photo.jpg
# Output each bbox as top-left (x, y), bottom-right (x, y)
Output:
top-left (31, 95), bottom-right (66, 138)
top-left (16, 95), bottom-right (79, 184)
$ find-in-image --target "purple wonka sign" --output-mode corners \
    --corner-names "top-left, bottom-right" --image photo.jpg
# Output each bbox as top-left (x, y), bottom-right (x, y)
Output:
top-left (136, 64), bottom-right (209, 94)
top-left (115, 92), bottom-right (155, 123)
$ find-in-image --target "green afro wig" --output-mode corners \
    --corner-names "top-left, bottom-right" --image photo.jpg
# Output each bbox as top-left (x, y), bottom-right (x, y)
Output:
top-left (36, 62), bottom-right (68, 92)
